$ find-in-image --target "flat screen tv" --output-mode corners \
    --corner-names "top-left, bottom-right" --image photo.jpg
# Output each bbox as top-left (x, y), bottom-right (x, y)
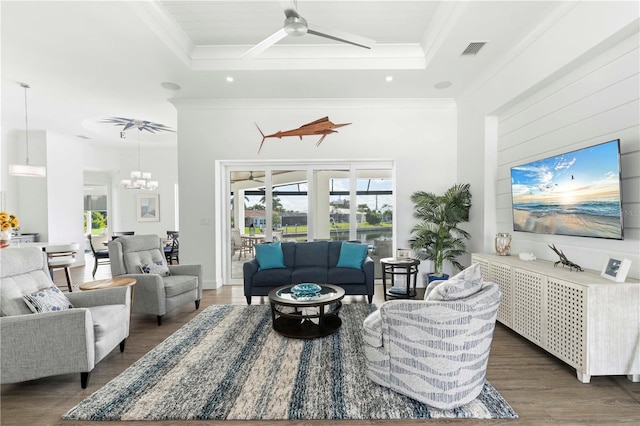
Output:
top-left (510, 139), bottom-right (623, 240)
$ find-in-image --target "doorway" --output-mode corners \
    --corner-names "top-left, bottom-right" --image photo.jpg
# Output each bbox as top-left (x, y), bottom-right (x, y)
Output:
top-left (222, 161), bottom-right (394, 284)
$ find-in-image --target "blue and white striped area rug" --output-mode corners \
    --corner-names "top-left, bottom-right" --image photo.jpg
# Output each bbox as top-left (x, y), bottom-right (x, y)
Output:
top-left (63, 304), bottom-right (517, 421)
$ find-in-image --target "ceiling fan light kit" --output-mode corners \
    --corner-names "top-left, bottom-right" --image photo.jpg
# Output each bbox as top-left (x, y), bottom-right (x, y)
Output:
top-left (9, 83), bottom-right (47, 178)
top-left (241, 3), bottom-right (375, 59)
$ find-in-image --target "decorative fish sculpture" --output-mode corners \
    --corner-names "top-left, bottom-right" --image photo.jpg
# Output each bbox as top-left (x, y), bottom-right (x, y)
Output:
top-left (255, 116), bottom-right (351, 153)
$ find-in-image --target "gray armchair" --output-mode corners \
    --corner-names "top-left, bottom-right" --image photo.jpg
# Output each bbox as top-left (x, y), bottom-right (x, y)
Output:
top-left (108, 234), bottom-right (202, 326)
top-left (0, 247), bottom-right (130, 388)
top-left (362, 264), bottom-right (501, 409)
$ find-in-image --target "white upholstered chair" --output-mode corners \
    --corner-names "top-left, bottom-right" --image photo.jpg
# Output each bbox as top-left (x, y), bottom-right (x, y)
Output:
top-left (362, 264), bottom-right (501, 409)
top-left (0, 247), bottom-right (131, 388)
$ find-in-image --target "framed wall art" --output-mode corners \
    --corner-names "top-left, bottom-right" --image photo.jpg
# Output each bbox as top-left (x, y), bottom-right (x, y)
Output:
top-left (600, 257), bottom-right (631, 282)
top-left (137, 194), bottom-right (159, 222)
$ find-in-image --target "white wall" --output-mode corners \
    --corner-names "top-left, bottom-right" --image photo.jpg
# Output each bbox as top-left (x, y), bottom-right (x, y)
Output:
top-left (1, 128), bottom-right (179, 266)
top-left (46, 132), bottom-right (85, 260)
top-left (457, 1), bottom-right (639, 279)
top-left (495, 32), bottom-right (639, 278)
top-left (173, 99), bottom-right (458, 288)
top-left (83, 143), bottom-right (179, 239)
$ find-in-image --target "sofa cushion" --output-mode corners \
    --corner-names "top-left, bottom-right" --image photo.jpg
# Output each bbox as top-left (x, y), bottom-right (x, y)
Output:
top-left (0, 247), bottom-right (54, 316)
top-left (291, 266), bottom-right (328, 284)
top-left (255, 241), bottom-right (285, 270)
top-left (123, 247), bottom-right (166, 275)
top-left (336, 241), bottom-right (368, 269)
top-left (425, 263), bottom-right (483, 301)
top-left (328, 267), bottom-right (366, 285)
top-left (163, 275), bottom-right (198, 297)
top-left (23, 286), bottom-right (74, 313)
top-left (140, 261), bottom-right (171, 276)
top-left (281, 242), bottom-right (297, 268)
top-left (252, 268), bottom-right (293, 287)
top-left (294, 241), bottom-right (329, 267)
top-left (328, 241), bottom-right (343, 267)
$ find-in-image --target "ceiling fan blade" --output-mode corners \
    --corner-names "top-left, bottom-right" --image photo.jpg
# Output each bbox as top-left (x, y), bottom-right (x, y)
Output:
top-left (240, 27), bottom-right (288, 59)
top-left (307, 24), bottom-right (375, 49)
top-left (279, 1), bottom-right (299, 18)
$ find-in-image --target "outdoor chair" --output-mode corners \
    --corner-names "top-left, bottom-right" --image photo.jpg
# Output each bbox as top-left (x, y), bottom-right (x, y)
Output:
top-left (231, 228), bottom-right (252, 260)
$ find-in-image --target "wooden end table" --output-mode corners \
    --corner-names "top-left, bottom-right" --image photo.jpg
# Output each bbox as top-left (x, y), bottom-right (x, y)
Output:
top-left (79, 277), bottom-right (137, 316)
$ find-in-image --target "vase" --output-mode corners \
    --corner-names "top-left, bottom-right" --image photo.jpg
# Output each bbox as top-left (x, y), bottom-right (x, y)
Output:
top-left (0, 230), bottom-right (11, 248)
top-left (495, 233), bottom-right (511, 256)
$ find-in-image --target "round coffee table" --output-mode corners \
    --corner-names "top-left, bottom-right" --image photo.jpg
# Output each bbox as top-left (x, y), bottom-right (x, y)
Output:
top-left (268, 284), bottom-right (345, 339)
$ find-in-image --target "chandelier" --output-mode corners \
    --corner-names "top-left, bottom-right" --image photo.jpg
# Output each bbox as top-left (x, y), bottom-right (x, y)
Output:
top-left (9, 83), bottom-right (46, 177)
top-left (120, 132), bottom-right (157, 190)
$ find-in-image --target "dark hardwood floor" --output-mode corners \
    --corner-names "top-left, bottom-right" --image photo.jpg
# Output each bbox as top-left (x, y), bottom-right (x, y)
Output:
top-left (1, 258), bottom-right (638, 425)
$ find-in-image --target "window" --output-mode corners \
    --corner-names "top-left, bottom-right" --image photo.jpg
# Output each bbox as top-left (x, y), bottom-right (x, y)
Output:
top-left (222, 162), bottom-right (393, 283)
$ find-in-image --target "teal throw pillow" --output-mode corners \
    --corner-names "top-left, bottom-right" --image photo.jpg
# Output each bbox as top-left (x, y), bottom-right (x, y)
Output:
top-left (336, 241), bottom-right (368, 269)
top-left (255, 241), bottom-right (285, 270)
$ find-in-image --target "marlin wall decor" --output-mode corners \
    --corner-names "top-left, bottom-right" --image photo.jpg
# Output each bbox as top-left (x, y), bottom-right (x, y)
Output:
top-left (255, 116), bottom-right (351, 153)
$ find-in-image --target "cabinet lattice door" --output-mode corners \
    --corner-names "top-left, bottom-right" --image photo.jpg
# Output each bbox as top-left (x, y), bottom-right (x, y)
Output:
top-left (513, 268), bottom-right (544, 345)
top-left (545, 278), bottom-right (586, 370)
top-left (489, 262), bottom-right (513, 327)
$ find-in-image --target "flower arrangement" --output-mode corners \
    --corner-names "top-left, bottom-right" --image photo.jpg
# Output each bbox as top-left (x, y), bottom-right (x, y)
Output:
top-left (0, 211), bottom-right (20, 232)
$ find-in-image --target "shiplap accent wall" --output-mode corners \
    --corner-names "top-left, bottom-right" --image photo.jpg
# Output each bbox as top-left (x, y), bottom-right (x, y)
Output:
top-left (495, 33), bottom-right (640, 279)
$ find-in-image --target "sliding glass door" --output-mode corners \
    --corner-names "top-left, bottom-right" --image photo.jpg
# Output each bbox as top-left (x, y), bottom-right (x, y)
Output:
top-left (223, 162), bottom-right (393, 283)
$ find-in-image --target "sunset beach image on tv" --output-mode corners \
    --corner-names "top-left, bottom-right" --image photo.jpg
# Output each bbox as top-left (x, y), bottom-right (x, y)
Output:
top-left (510, 140), bottom-right (623, 240)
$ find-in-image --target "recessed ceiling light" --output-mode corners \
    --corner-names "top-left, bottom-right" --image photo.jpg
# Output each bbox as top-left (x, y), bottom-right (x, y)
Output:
top-left (385, 76), bottom-right (393, 82)
top-left (160, 81), bottom-right (181, 91)
top-left (226, 76), bottom-right (234, 83)
top-left (433, 81), bottom-right (452, 89)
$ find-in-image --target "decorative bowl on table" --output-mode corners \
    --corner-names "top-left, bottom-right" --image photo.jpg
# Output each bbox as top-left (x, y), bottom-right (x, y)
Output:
top-left (291, 283), bottom-right (322, 297)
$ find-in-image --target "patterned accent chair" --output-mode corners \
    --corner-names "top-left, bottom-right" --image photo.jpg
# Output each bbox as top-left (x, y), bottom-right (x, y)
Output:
top-left (108, 234), bottom-right (202, 326)
top-left (0, 247), bottom-right (131, 388)
top-left (362, 264), bottom-right (501, 409)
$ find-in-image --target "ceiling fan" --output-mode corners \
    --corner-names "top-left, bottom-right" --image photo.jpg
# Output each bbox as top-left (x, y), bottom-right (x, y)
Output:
top-left (241, 0), bottom-right (375, 59)
top-left (248, 171), bottom-right (264, 183)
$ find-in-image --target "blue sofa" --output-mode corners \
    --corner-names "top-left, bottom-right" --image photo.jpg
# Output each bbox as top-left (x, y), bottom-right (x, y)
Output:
top-left (243, 240), bottom-right (375, 304)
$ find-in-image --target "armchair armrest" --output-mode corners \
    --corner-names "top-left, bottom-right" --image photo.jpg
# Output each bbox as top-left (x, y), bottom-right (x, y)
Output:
top-left (117, 273), bottom-right (166, 315)
top-left (1, 309), bottom-right (95, 384)
top-left (168, 264), bottom-right (203, 299)
top-left (68, 286), bottom-right (130, 308)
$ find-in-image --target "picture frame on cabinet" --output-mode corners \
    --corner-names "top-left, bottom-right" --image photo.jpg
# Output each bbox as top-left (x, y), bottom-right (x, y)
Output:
top-left (600, 257), bottom-right (631, 282)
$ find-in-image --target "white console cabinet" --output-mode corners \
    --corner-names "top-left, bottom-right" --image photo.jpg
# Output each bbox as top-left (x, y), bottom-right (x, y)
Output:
top-left (472, 253), bottom-right (640, 383)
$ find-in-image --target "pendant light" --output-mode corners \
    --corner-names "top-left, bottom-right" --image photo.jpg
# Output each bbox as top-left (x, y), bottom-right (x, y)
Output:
top-left (9, 83), bottom-right (46, 177)
top-left (120, 131), bottom-right (158, 190)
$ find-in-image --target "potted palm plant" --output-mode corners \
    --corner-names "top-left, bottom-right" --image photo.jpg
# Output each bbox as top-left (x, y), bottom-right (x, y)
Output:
top-left (409, 183), bottom-right (472, 281)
